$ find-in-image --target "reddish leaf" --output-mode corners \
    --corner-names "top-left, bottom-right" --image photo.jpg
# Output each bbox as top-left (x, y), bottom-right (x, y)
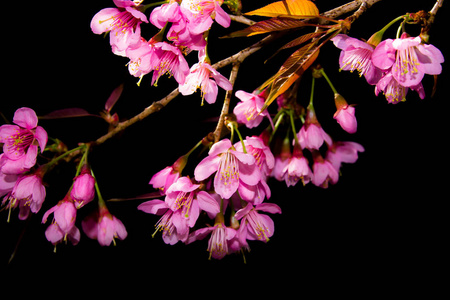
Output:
top-left (245, 0), bottom-right (319, 18)
top-left (39, 108), bottom-right (98, 119)
top-left (105, 83), bottom-right (124, 112)
top-left (223, 17), bottom-right (311, 38)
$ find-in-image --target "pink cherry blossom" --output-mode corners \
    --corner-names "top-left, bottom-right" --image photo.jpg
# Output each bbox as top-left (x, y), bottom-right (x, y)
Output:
top-left (311, 152), bottom-right (339, 189)
top-left (375, 71), bottom-right (425, 104)
top-left (82, 206), bottom-right (128, 246)
top-left (297, 107), bottom-right (332, 150)
top-left (326, 141), bottom-right (365, 171)
top-left (331, 34), bottom-right (382, 85)
top-left (90, 0), bottom-right (148, 56)
top-left (151, 42), bottom-right (190, 85)
top-left (235, 203), bottom-right (281, 243)
top-left (187, 221), bottom-right (236, 260)
top-left (149, 154), bottom-right (188, 195)
top-left (233, 90), bottom-right (270, 129)
top-left (5, 171), bottom-right (46, 219)
top-left (0, 107), bottom-right (48, 175)
top-left (372, 33), bottom-right (444, 87)
top-left (281, 149), bottom-right (312, 187)
top-left (333, 94), bottom-right (357, 134)
top-left (126, 38), bottom-right (162, 81)
top-left (194, 139), bottom-right (260, 200)
top-left (150, 2), bottom-right (183, 29)
top-left (179, 51), bottom-right (232, 104)
top-left (42, 197), bottom-right (80, 246)
top-left (180, 0), bottom-right (231, 34)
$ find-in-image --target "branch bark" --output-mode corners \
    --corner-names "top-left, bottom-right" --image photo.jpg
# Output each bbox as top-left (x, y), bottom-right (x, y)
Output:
top-left (90, 0), bottom-right (386, 148)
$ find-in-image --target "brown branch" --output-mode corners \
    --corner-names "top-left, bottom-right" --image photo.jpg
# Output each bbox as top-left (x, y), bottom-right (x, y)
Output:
top-left (213, 62), bottom-right (241, 143)
top-left (90, 0), bottom-right (385, 147)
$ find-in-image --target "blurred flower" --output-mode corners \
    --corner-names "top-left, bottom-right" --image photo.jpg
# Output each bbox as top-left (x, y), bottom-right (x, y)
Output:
top-left (326, 141), bottom-right (365, 171)
top-left (311, 151), bottom-right (339, 189)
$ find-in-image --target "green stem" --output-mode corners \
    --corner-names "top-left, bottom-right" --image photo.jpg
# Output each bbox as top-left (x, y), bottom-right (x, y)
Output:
top-left (46, 145), bottom-right (85, 169)
top-left (232, 123), bottom-right (247, 153)
top-left (90, 168), bottom-right (105, 207)
top-left (308, 77), bottom-right (316, 108)
top-left (141, 1), bottom-right (169, 12)
top-left (320, 68), bottom-right (338, 94)
top-left (380, 15), bottom-right (407, 35)
top-left (289, 110), bottom-right (300, 146)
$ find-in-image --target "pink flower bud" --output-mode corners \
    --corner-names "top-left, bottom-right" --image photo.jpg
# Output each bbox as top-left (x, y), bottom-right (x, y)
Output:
top-left (71, 166), bottom-right (95, 208)
top-left (333, 94), bottom-right (357, 134)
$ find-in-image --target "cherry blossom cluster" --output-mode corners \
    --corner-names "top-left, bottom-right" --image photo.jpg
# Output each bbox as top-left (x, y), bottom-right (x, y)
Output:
top-left (331, 18), bottom-right (444, 104)
top-left (91, 0), bottom-right (233, 104)
top-left (0, 108), bottom-right (127, 249)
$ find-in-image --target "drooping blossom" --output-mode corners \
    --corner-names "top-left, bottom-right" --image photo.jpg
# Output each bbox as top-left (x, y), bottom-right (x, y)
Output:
top-left (311, 151), bottom-right (339, 188)
top-left (151, 42), bottom-right (190, 85)
top-left (139, 177), bottom-right (220, 244)
top-left (234, 203), bottom-right (282, 243)
top-left (331, 34), bottom-right (383, 85)
top-left (297, 106), bottom-right (332, 150)
top-left (90, 0), bottom-right (149, 56)
top-left (194, 139), bottom-right (260, 200)
top-left (70, 165), bottom-right (96, 208)
top-left (326, 141), bottom-right (365, 171)
top-left (281, 144), bottom-right (312, 187)
top-left (42, 196), bottom-right (80, 246)
top-left (187, 220), bottom-right (236, 260)
top-left (0, 107), bottom-right (47, 175)
top-left (333, 93), bottom-right (357, 134)
top-left (372, 33), bottom-right (444, 88)
top-left (180, 0), bottom-right (231, 34)
top-left (149, 154), bottom-right (188, 195)
top-left (0, 170), bottom-right (17, 198)
top-left (4, 169), bottom-right (46, 220)
top-left (233, 90), bottom-right (271, 129)
top-left (82, 205), bottom-right (128, 246)
top-left (126, 38), bottom-right (161, 81)
top-left (179, 51), bottom-right (232, 104)
top-left (375, 71), bottom-right (425, 104)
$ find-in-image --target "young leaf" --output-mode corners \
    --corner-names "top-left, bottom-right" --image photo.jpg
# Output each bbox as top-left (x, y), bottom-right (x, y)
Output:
top-left (105, 83), bottom-right (124, 112)
top-left (245, 0), bottom-right (319, 18)
top-left (223, 17), bottom-right (310, 38)
top-left (260, 42), bottom-right (320, 111)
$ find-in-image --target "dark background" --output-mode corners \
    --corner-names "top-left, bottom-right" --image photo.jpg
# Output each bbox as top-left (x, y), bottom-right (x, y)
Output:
top-left (1, 0), bottom-right (447, 292)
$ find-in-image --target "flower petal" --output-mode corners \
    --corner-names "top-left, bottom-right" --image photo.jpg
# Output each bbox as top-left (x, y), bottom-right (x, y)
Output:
top-left (13, 107), bottom-right (38, 129)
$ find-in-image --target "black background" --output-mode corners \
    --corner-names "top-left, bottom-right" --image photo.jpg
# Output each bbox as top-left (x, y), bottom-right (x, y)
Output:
top-left (1, 0), bottom-right (448, 292)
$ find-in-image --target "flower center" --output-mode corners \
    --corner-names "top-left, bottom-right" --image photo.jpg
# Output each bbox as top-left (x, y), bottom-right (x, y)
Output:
top-left (207, 224), bottom-right (228, 259)
top-left (6, 129), bottom-right (34, 158)
top-left (341, 48), bottom-right (373, 76)
top-left (174, 191), bottom-right (195, 218)
top-left (217, 151), bottom-right (239, 186)
top-left (394, 46), bottom-right (420, 82)
top-left (246, 210), bottom-right (270, 242)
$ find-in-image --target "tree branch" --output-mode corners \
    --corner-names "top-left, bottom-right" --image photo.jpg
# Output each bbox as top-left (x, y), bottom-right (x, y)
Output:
top-left (89, 0), bottom-right (386, 148)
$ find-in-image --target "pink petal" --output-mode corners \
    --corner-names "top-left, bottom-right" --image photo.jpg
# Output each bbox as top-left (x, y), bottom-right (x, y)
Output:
top-left (13, 107), bottom-right (38, 129)
top-left (372, 39), bottom-right (396, 70)
top-left (194, 155), bottom-right (221, 181)
top-left (196, 191), bottom-right (220, 216)
top-left (34, 126), bottom-right (48, 153)
top-left (214, 5), bottom-right (230, 28)
top-left (90, 8), bottom-right (121, 34)
top-left (137, 199), bottom-right (168, 215)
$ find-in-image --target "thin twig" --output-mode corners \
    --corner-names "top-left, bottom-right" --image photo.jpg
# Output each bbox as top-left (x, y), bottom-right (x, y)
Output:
top-left (213, 62), bottom-right (241, 143)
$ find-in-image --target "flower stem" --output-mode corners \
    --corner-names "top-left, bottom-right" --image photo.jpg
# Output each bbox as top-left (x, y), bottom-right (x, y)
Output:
top-left (320, 68), bottom-right (338, 95)
top-left (46, 145), bottom-right (85, 169)
top-left (289, 110), bottom-right (300, 146)
top-left (308, 77), bottom-right (316, 108)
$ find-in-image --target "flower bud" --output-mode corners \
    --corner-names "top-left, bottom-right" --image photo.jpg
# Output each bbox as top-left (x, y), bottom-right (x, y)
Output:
top-left (71, 165), bottom-right (95, 208)
top-left (333, 93), bottom-right (357, 134)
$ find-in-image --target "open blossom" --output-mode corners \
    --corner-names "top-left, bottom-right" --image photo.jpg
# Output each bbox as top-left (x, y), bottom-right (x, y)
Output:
top-left (90, 0), bottom-right (149, 56)
top-left (281, 145), bottom-right (312, 187)
top-left (311, 151), bottom-right (339, 188)
top-left (180, 0), bottom-right (231, 34)
top-left (235, 203), bottom-right (282, 243)
top-left (179, 51), bottom-right (232, 104)
top-left (0, 107), bottom-right (47, 175)
top-left (375, 71), bottom-right (425, 104)
top-left (331, 34), bottom-right (382, 85)
top-left (82, 205), bottom-right (127, 246)
top-left (326, 141), bottom-right (365, 171)
top-left (138, 177), bottom-right (220, 244)
top-left (151, 42), bottom-right (190, 85)
top-left (5, 170), bottom-right (46, 220)
top-left (372, 33), bottom-right (444, 87)
top-left (233, 90), bottom-right (271, 129)
top-left (194, 139), bottom-right (260, 200)
top-left (42, 196), bottom-right (80, 246)
top-left (187, 221), bottom-right (236, 260)
top-left (126, 38), bottom-right (161, 80)
top-left (149, 155), bottom-right (188, 195)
